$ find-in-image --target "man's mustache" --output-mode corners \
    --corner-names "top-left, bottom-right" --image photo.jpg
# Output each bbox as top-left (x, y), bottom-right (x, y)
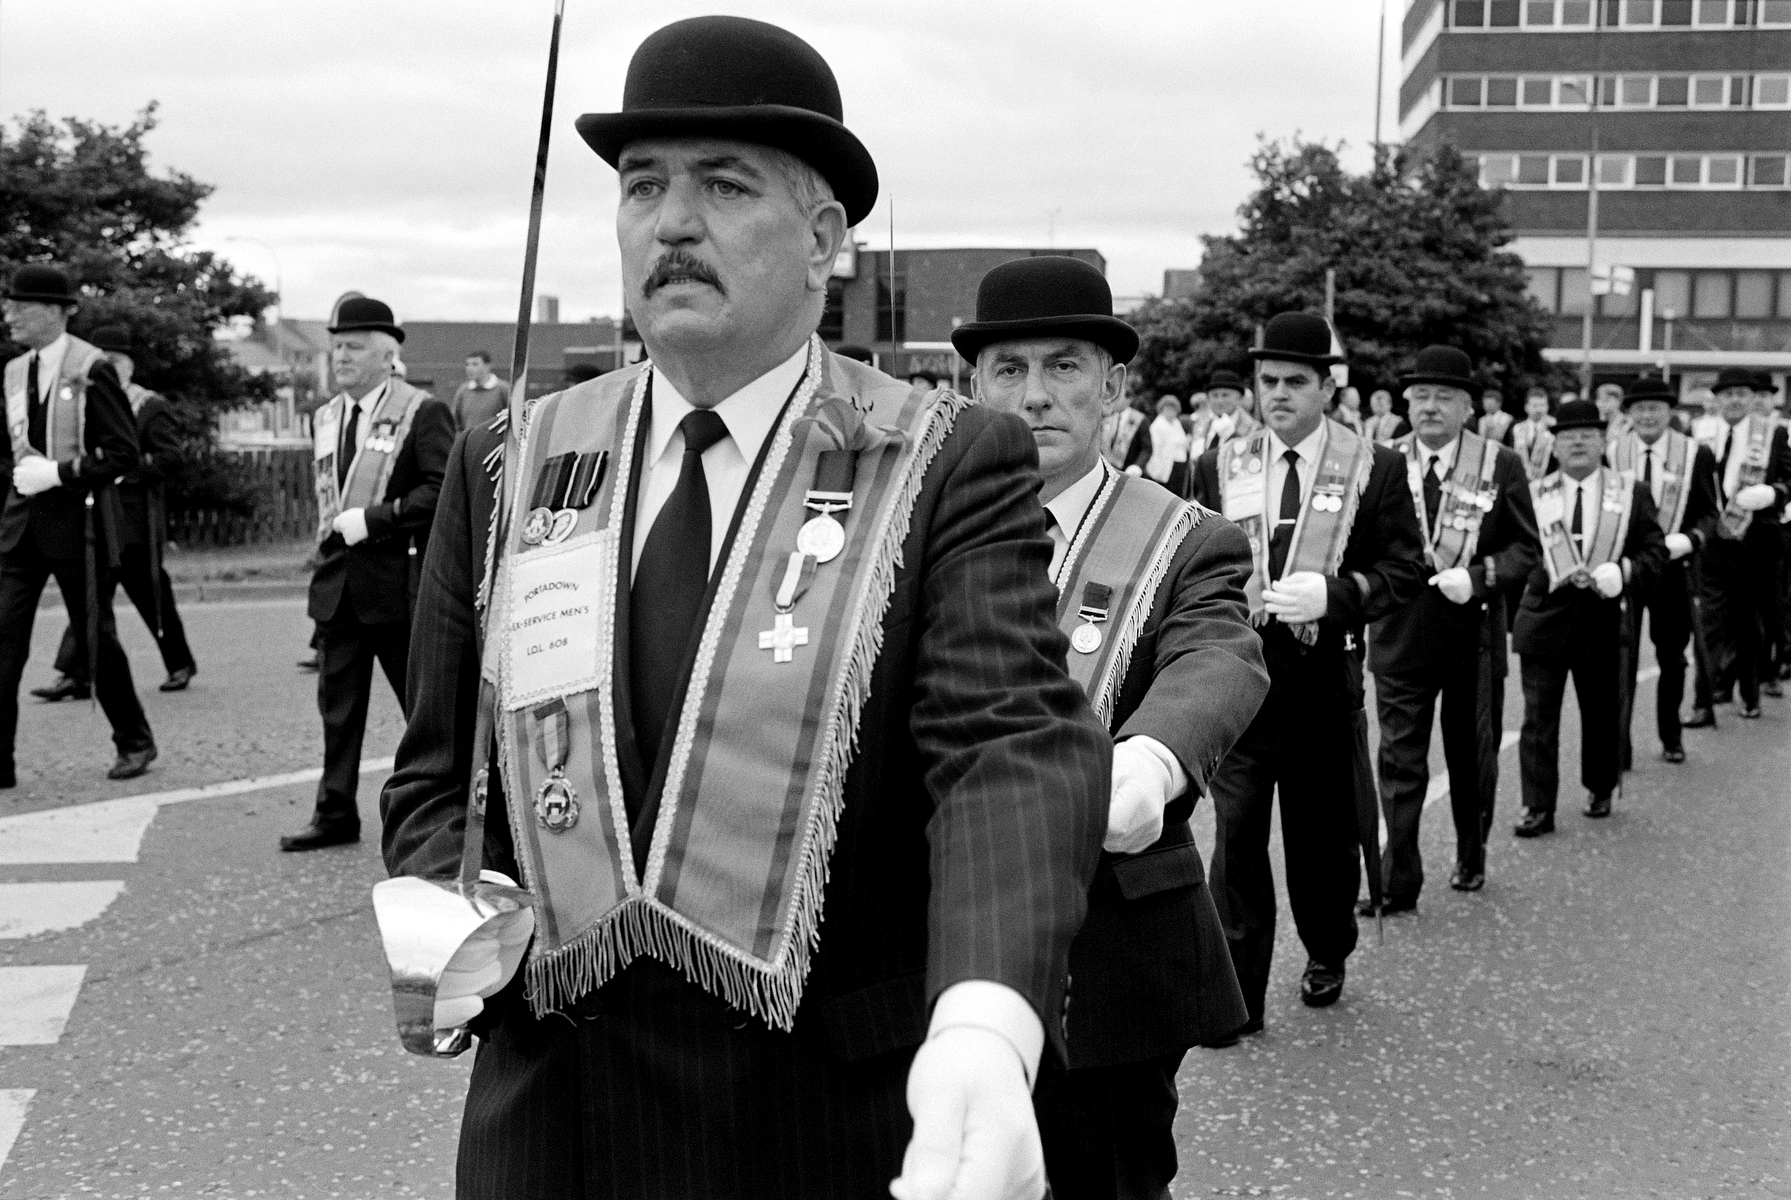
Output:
top-left (644, 252), bottom-right (724, 297)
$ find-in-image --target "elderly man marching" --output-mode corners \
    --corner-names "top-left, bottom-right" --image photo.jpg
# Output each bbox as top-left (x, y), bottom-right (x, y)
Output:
top-left (281, 297), bottom-right (454, 851)
top-left (1187, 369), bottom-right (1259, 455)
top-left (380, 18), bottom-right (1109, 1200)
top-left (1511, 401), bottom-right (1667, 834)
top-left (0, 265), bottom-right (156, 784)
top-left (1364, 346), bottom-right (1537, 907)
top-left (1608, 377), bottom-right (1723, 758)
top-left (1192, 313), bottom-right (1426, 1025)
top-left (959, 256), bottom-right (1266, 1200)
top-left (1510, 386), bottom-right (1558, 481)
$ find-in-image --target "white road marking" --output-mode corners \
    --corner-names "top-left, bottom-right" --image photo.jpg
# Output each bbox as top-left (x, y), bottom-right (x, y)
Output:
top-left (0, 882), bottom-right (125, 939)
top-left (0, 1090), bottom-right (33, 1174)
top-left (0, 756), bottom-right (395, 865)
top-left (0, 966), bottom-right (87, 1045)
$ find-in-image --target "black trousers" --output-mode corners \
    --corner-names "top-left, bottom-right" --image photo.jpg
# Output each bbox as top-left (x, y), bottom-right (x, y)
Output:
top-left (1374, 657), bottom-right (1503, 897)
top-left (0, 540), bottom-right (153, 762)
top-left (1701, 549), bottom-right (1775, 708)
top-left (312, 614), bottom-right (408, 827)
top-left (1035, 1052), bottom-right (1185, 1200)
top-left (1518, 645), bottom-right (1619, 813)
top-left (1625, 559), bottom-right (1699, 752)
top-left (53, 544), bottom-right (194, 681)
top-left (1209, 713), bottom-right (1361, 1021)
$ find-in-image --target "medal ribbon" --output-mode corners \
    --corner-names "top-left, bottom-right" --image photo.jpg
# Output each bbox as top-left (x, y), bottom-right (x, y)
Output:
top-left (1078, 581), bottom-right (1112, 626)
top-left (532, 696), bottom-right (570, 776)
top-left (805, 449), bottom-right (857, 515)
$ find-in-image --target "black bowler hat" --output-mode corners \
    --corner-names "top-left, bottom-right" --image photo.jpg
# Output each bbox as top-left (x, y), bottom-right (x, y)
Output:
top-left (577, 17), bottom-right (879, 226)
top-left (1398, 345), bottom-right (1480, 401)
top-left (951, 256), bottom-right (1138, 365)
top-left (1713, 366), bottom-right (1756, 393)
top-left (87, 325), bottom-right (133, 355)
top-left (328, 296), bottom-right (405, 344)
top-left (1622, 375), bottom-right (1677, 409)
top-left (1206, 368), bottom-right (1247, 394)
top-left (4, 264), bottom-right (78, 307)
top-left (1248, 312), bottom-right (1343, 368)
top-left (1754, 369), bottom-right (1779, 394)
top-left (1552, 399), bottom-right (1605, 432)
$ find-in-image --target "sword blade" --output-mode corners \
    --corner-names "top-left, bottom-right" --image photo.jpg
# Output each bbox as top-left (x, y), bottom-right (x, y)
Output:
top-left (505, 0), bottom-right (568, 445)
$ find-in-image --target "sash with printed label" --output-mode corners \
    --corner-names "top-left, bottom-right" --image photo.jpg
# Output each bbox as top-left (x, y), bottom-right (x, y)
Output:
top-left (1511, 420), bottom-right (1555, 480)
top-left (1529, 468), bottom-right (1635, 592)
top-left (1714, 416), bottom-right (1771, 540)
top-left (312, 381), bottom-right (427, 543)
top-left (487, 336), bottom-right (967, 1028)
top-left (1051, 468), bottom-right (1205, 727)
top-left (1398, 431), bottom-right (1500, 572)
top-left (1610, 430), bottom-right (1693, 535)
top-left (1219, 419), bottom-right (1373, 645)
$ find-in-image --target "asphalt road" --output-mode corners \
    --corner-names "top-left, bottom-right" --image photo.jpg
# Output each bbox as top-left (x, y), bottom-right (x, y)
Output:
top-left (0, 597), bottom-right (1785, 1199)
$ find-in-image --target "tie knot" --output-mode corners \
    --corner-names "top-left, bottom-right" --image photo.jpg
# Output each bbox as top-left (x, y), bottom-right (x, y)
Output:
top-left (1426, 455), bottom-right (1442, 477)
top-left (1043, 510), bottom-right (1059, 532)
top-left (1282, 448), bottom-right (1300, 467)
top-left (680, 409), bottom-right (729, 456)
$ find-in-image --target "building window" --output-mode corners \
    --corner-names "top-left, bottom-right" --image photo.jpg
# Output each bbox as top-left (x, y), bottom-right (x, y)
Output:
top-left (1624, 0), bottom-right (1657, 22)
top-left (1653, 271), bottom-right (1692, 318)
top-left (1559, 77), bottom-right (1592, 105)
top-left (1597, 154), bottom-right (1632, 185)
top-left (1763, 0), bottom-right (1791, 22)
top-left (1490, 0), bottom-right (1523, 21)
top-left (1562, 0), bottom-right (1595, 19)
top-left (876, 264), bottom-right (906, 345)
top-left (1661, 0), bottom-right (1695, 21)
top-left (1634, 156), bottom-right (1669, 185)
top-left (1691, 74), bottom-right (1729, 105)
top-left (1693, 273), bottom-right (1732, 318)
top-left (1656, 76), bottom-right (1690, 106)
top-left (1450, 77), bottom-right (1485, 106)
top-left (1758, 75), bottom-right (1791, 106)
top-left (1752, 155), bottom-right (1788, 186)
top-left (1697, 0), bottom-right (1732, 21)
top-left (1778, 273), bottom-right (1791, 318)
top-left (1555, 156), bottom-right (1587, 184)
top-left (1487, 76), bottom-right (1520, 106)
top-left (1560, 268), bottom-right (1591, 316)
top-left (1527, 0), bottom-right (1558, 19)
top-left (1454, 0), bottom-right (1593, 23)
top-left (1735, 271), bottom-right (1774, 318)
top-left (1528, 267), bottom-right (1560, 312)
top-left (1522, 77), bottom-right (1554, 104)
top-left (1708, 155), bottom-right (1743, 184)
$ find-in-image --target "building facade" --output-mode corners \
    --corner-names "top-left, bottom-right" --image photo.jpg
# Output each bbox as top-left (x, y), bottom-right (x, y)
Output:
top-left (1401, 0), bottom-right (1791, 392)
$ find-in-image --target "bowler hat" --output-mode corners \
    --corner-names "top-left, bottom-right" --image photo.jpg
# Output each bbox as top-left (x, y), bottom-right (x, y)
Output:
top-left (1713, 366), bottom-right (1756, 393)
top-left (329, 296), bottom-right (405, 344)
top-left (950, 256), bottom-right (1139, 365)
top-left (4, 264), bottom-right (78, 307)
top-left (1248, 312), bottom-right (1343, 368)
top-left (1206, 368), bottom-right (1247, 394)
top-left (1754, 369), bottom-right (1779, 394)
top-left (1398, 345), bottom-right (1481, 401)
top-left (87, 325), bottom-right (133, 355)
top-left (576, 17), bottom-right (879, 226)
top-left (1552, 399), bottom-right (1605, 432)
top-left (1622, 375), bottom-right (1677, 409)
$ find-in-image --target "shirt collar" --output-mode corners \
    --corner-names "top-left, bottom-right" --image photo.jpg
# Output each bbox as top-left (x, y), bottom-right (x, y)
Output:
top-left (648, 342), bottom-right (810, 469)
top-left (341, 379), bottom-right (387, 412)
top-left (1417, 435), bottom-right (1459, 473)
top-left (1043, 459), bottom-right (1109, 537)
top-left (33, 333), bottom-right (69, 374)
top-left (1266, 421), bottom-right (1326, 465)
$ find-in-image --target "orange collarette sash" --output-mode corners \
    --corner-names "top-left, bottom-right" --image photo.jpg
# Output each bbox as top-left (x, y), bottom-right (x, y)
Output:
top-left (1512, 420), bottom-right (1555, 480)
top-left (1530, 468), bottom-right (1635, 592)
top-left (1610, 430), bottom-right (1693, 535)
top-left (1397, 431), bottom-right (1501, 572)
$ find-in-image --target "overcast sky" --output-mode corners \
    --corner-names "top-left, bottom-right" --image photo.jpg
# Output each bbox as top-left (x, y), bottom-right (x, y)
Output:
top-left (0, 0), bottom-right (1401, 323)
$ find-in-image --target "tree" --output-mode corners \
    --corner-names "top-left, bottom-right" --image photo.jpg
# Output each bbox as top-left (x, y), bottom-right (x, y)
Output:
top-left (0, 105), bottom-right (278, 513)
top-left (1131, 139), bottom-right (1569, 405)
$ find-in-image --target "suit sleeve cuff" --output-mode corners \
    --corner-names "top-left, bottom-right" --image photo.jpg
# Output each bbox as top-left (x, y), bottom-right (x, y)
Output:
top-left (1118, 733), bottom-right (1188, 801)
top-left (929, 980), bottom-right (1044, 1088)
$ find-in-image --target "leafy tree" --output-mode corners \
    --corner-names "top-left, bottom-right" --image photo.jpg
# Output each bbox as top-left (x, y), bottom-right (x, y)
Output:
top-left (0, 105), bottom-right (278, 514)
top-left (1131, 139), bottom-right (1570, 406)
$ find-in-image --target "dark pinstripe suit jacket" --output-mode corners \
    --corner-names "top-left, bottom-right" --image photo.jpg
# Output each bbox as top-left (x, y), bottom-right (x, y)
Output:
top-left (1064, 512), bottom-right (1266, 1067)
top-left (380, 383), bottom-right (1109, 1196)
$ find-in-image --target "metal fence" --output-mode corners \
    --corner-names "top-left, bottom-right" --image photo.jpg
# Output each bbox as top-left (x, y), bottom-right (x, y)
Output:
top-left (168, 447), bottom-right (318, 547)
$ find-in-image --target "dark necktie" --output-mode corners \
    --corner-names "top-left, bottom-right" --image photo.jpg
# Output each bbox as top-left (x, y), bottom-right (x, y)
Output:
top-left (1268, 448), bottom-right (1301, 580)
top-left (337, 402), bottom-right (360, 488)
top-left (26, 353), bottom-right (44, 454)
top-left (1423, 456), bottom-right (1443, 534)
top-left (1719, 429), bottom-right (1732, 482)
top-left (1642, 448), bottom-right (1654, 494)
top-left (629, 408), bottom-right (730, 771)
top-left (1571, 483), bottom-right (1584, 551)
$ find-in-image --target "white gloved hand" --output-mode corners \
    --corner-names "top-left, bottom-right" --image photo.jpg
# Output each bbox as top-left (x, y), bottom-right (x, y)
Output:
top-left (1428, 567), bottom-right (1475, 605)
top-left (432, 871), bottom-right (535, 1031)
top-left (1105, 740), bottom-right (1173, 855)
top-left (333, 507), bottom-right (370, 546)
top-left (1665, 532), bottom-right (1693, 560)
top-left (891, 1027), bottom-right (1045, 1200)
top-left (1591, 561), bottom-right (1624, 599)
top-left (1736, 483), bottom-right (1776, 512)
top-left (1261, 570), bottom-right (1329, 624)
top-left (1124, 465), bottom-right (1143, 477)
top-left (12, 455), bottom-right (61, 496)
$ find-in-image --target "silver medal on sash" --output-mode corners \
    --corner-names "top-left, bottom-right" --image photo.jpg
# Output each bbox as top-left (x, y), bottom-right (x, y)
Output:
top-left (796, 515), bottom-right (846, 563)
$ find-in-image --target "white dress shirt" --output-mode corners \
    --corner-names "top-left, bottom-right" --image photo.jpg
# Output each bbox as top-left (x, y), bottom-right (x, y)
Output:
top-left (1417, 435), bottom-right (1459, 480)
top-left (632, 345), bottom-right (807, 574)
top-left (1637, 434), bottom-right (1669, 506)
top-left (336, 379), bottom-right (388, 465)
top-left (29, 333), bottom-right (70, 408)
top-left (1264, 422), bottom-right (1327, 519)
top-left (1564, 470), bottom-right (1601, 555)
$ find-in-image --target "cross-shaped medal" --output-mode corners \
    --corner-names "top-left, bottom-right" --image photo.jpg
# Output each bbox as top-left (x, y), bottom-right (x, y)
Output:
top-left (758, 612), bottom-right (809, 663)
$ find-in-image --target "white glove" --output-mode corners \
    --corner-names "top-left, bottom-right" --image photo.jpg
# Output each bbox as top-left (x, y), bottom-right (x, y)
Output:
top-left (1428, 567), bottom-right (1475, 605)
top-left (432, 871), bottom-right (535, 1030)
top-left (891, 1027), bottom-right (1045, 1200)
top-left (1736, 483), bottom-right (1776, 512)
top-left (12, 455), bottom-right (61, 496)
top-left (332, 507), bottom-right (370, 546)
top-left (1591, 561), bottom-right (1624, 599)
top-left (1665, 532), bottom-right (1693, 560)
top-left (1261, 570), bottom-right (1329, 624)
top-left (1124, 465), bottom-right (1143, 477)
top-left (1105, 739), bottom-right (1175, 855)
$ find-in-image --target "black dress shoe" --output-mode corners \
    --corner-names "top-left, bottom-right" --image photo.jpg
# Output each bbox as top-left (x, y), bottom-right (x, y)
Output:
top-left (1763, 680), bottom-right (1784, 698)
top-left (1662, 745), bottom-right (1686, 763)
top-left (106, 746), bottom-right (158, 780)
top-left (1584, 793), bottom-right (1612, 819)
top-left (279, 819), bottom-right (360, 852)
top-left (1355, 895), bottom-right (1417, 917)
top-left (30, 675), bottom-right (90, 702)
top-left (1207, 1014), bottom-right (1264, 1047)
top-left (1449, 865), bottom-right (1485, 891)
top-left (1683, 706), bottom-right (1716, 729)
top-left (1514, 809), bottom-right (1555, 837)
top-left (1300, 960), bottom-right (1345, 1008)
top-left (1740, 703), bottom-right (1762, 719)
top-left (0, 763), bottom-right (15, 789)
top-left (159, 666), bottom-right (195, 692)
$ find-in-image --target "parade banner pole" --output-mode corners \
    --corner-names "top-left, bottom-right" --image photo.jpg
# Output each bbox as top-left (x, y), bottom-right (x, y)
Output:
top-left (506, 0), bottom-right (568, 434)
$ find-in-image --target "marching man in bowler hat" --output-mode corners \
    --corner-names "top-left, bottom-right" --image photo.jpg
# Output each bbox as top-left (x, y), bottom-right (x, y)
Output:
top-left (282, 296), bottom-right (453, 851)
top-left (959, 255), bottom-right (1266, 1199)
top-left (380, 18), bottom-right (1109, 1199)
top-left (1187, 369), bottom-right (1259, 455)
top-left (1191, 312), bottom-right (1426, 1026)
top-left (0, 265), bottom-right (156, 784)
